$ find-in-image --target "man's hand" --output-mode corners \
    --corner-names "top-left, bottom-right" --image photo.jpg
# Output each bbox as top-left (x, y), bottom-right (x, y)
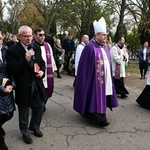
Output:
top-left (4, 85), bottom-right (13, 93)
top-left (35, 71), bottom-right (44, 78)
top-left (25, 50), bottom-right (35, 62)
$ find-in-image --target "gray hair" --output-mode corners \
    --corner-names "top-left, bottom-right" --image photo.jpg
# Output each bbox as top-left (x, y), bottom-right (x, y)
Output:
top-left (56, 39), bottom-right (61, 43)
top-left (18, 25), bottom-right (32, 35)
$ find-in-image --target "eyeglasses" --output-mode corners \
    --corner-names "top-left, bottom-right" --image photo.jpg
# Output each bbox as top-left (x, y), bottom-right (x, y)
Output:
top-left (38, 34), bottom-right (45, 37)
top-left (21, 35), bottom-right (33, 38)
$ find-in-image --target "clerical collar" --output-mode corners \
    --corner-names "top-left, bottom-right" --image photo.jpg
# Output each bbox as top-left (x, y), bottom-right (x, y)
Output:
top-left (95, 40), bottom-right (104, 47)
top-left (35, 40), bottom-right (44, 46)
top-left (81, 42), bottom-right (86, 47)
top-left (117, 44), bottom-right (124, 49)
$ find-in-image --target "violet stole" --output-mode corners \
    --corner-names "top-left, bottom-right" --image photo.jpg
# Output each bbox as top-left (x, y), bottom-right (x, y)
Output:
top-left (94, 46), bottom-right (106, 114)
top-left (115, 64), bottom-right (120, 79)
top-left (44, 42), bottom-right (54, 99)
top-left (115, 46), bottom-right (121, 79)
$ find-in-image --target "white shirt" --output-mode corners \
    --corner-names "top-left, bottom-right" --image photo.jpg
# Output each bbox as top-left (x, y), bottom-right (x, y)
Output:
top-left (147, 71), bottom-right (150, 85)
top-left (20, 42), bottom-right (28, 52)
top-left (143, 48), bottom-right (147, 60)
top-left (0, 47), bottom-right (2, 62)
top-left (75, 42), bottom-right (85, 76)
top-left (40, 43), bottom-right (57, 88)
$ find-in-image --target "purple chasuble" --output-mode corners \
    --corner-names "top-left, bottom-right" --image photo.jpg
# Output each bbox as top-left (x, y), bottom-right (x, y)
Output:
top-left (73, 40), bottom-right (118, 115)
top-left (43, 42), bottom-right (54, 99)
top-left (32, 40), bottom-right (54, 99)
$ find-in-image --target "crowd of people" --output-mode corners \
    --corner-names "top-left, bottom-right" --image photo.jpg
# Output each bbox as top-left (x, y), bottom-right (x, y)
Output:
top-left (1, 17), bottom-right (150, 149)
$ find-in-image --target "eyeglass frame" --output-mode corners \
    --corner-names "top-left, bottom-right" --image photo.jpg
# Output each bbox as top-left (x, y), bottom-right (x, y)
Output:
top-left (37, 34), bottom-right (45, 37)
top-left (20, 34), bottom-right (33, 38)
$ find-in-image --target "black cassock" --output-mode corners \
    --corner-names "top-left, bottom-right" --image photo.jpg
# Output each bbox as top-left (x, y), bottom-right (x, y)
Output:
top-left (136, 85), bottom-right (150, 110)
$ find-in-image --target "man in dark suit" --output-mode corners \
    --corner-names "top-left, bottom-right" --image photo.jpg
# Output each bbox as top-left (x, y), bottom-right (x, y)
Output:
top-left (62, 34), bottom-right (75, 74)
top-left (6, 26), bottom-right (47, 144)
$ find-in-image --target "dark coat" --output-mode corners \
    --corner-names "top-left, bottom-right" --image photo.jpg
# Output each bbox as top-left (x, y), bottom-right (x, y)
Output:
top-left (138, 47), bottom-right (150, 63)
top-left (0, 45), bottom-right (15, 115)
top-left (44, 36), bottom-right (54, 50)
top-left (6, 42), bottom-right (47, 107)
top-left (62, 38), bottom-right (75, 55)
top-left (5, 40), bottom-right (17, 48)
top-left (53, 44), bottom-right (63, 58)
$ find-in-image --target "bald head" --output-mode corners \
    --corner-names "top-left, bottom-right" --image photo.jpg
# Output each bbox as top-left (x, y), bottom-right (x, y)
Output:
top-left (81, 34), bottom-right (89, 44)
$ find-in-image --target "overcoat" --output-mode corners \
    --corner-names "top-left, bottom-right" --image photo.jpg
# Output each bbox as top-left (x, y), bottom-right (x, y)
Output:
top-left (74, 40), bottom-right (118, 115)
top-left (6, 42), bottom-right (47, 107)
top-left (0, 45), bottom-right (15, 115)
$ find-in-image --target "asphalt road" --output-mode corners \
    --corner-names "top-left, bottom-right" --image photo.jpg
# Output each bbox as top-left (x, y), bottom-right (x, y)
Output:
top-left (3, 73), bottom-right (150, 150)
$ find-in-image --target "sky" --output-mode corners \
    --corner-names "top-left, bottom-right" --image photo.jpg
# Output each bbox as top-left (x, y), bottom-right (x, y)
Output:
top-left (2, 0), bottom-right (10, 20)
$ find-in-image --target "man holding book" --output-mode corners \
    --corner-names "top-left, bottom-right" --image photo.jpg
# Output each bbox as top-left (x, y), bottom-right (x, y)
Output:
top-left (7, 26), bottom-right (47, 144)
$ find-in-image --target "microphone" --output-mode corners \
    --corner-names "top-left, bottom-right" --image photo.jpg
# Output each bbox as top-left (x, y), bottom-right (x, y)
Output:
top-left (27, 44), bottom-right (35, 60)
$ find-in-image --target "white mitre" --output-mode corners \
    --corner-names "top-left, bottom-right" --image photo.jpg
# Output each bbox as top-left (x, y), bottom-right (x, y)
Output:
top-left (93, 17), bottom-right (106, 34)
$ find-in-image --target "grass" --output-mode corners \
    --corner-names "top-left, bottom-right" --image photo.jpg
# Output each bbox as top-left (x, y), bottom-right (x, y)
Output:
top-left (126, 63), bottom-right (139, 75)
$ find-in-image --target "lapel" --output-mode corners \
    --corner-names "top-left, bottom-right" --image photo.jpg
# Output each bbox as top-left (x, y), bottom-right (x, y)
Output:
top-left (17, 42), bottom-right (27, 58)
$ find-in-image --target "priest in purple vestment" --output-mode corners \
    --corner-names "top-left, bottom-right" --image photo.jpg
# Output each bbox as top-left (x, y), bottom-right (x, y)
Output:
top-left (73, 17), bottom-right (118, 127)
top-left (33, 28), bottom-right (57, 111)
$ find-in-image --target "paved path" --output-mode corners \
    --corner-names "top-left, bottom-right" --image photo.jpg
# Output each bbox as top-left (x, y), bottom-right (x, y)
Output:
top-left (3, 74), bottom-right (150, 150)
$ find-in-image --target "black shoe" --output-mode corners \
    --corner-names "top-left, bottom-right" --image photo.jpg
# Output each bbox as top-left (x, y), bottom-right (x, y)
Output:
top-left (67, 70), bottom-right (71, 75)
top-left (43, 106), bottom-right (46, 112)
top-left (23, 135), bottom-right (33, 144)
top-left (29, 127), bottom-right (43, 137)
top-left (121, 94), bottom-right (128, 98)
top-left (2, 128), bottom-right (5, 136)
top-left (1, 141), bottom-right (8, 150)
top-left (99, 121), bottom-right (110, 127)
top-left (57, 75), bottom-right (62, 78)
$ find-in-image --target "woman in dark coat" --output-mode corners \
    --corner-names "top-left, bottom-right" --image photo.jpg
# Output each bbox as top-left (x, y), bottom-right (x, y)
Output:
top-left (53, 39), bottom-right (65, 78)
top-left (0, 34), bottom-right (15, 150)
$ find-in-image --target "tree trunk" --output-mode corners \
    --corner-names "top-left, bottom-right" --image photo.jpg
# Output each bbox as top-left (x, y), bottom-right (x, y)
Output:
top-left (114, 0), bottom-right (126, 42)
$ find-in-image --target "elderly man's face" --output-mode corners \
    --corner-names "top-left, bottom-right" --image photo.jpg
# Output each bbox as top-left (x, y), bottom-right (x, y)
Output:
top-left (18, 28), bottom-right (33, 46)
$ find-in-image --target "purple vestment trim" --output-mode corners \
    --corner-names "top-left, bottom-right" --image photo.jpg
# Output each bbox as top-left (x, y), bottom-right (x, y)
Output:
top-left (43, 42), bottom-right (54, 99)
top-left (73, 40), bottom-right (118, 115)
top-left (32, 40), bottom-right (54, 99)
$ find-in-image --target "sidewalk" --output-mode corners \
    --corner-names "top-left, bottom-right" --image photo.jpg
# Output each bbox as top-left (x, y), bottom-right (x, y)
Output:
top-left (3, 74), bottom-right (150, 150)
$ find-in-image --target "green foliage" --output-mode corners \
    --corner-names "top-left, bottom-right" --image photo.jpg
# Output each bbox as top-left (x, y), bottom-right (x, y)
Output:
top-left (53, 0), bottom-right (116, 39)
top-left (126, 0), bottom-right (150, 45)
top-left (127, 28), bottom-right (141, 53)
top-left (126, 63), bottom-right (139, 75)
